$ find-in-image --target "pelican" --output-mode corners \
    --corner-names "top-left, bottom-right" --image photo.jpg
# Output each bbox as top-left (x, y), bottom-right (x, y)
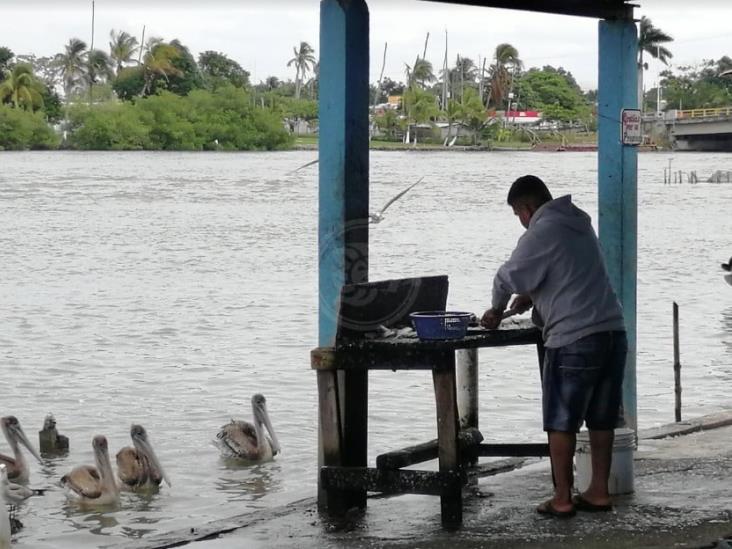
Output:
top-left (0, 416), bottom-right (42, 483)
top-left (0, 462), bottom-right (44, 513)
top-left (116, 424), bottom-right (170, 490)
top-left (0, 470), bottom-right (9, 549)
top-left (369, 176), bottom-right (425, 224)
top-left (722, 257), bottom-right (732, 286)
top-left (61, 435), bottom-right (119, 506)
top-left (215, 394), bottom-right (280, 462)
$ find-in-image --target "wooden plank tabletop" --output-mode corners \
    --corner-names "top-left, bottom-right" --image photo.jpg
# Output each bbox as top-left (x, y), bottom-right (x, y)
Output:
top-left (311, 319), bottom-right (541, 371)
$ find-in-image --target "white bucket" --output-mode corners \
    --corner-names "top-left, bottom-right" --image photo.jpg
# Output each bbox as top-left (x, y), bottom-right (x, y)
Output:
top-left (575, 428), bottom-right (635, 495)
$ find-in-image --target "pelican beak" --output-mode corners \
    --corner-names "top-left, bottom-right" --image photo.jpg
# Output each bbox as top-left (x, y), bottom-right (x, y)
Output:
top-left (134, 435), bottom-right (171, 487)
top-left (13, 423), bottom-right (42, 463)
top-left (260, 406), bottom-right (280, 455)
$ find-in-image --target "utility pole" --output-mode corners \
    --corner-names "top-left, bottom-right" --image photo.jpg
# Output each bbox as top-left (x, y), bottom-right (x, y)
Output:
top-left (656, 46), bottom-right (661, 117)
top-left (89, 0), bottom-right (95, 105)
top-left (442, 29), bottom-right (448, 110)
top-left (138, 25), bottom-right (146, 64)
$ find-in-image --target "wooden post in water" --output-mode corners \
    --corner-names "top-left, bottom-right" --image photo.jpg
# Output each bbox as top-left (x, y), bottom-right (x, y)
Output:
top-left (673, 302), bottom-right (682, 422)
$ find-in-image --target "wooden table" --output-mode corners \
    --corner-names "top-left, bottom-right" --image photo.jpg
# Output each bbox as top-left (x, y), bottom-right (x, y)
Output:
top-left (311, 320), bottom-right (547, 529)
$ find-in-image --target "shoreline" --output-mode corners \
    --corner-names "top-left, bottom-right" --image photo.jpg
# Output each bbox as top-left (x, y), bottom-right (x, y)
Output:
top-left (293, 143), bottom-right (664, 153)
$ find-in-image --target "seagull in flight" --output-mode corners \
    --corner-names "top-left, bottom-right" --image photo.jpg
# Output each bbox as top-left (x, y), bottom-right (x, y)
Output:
top-left (288, 158), bottom-right (319, 174)
top-left (369, 177), bottom-right (425, 224)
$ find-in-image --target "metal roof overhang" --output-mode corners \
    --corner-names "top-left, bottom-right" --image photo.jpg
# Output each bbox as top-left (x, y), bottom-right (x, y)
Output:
top-left (419, 0), bottom-right (635, 20)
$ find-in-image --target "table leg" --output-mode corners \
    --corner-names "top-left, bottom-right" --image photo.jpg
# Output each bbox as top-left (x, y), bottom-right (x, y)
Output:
top-left (317, 369), bottom-right (368, 513)
top-left (317, 369), bottom-right (345, 512)
top-left (340, 369), bottom-right (368, 510)
top-left (432, 354), bottom-right (462, 529)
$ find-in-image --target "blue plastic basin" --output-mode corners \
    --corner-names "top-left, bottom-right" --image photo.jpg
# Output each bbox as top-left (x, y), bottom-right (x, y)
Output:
top-left (410, 311), bottom-right (472, 340)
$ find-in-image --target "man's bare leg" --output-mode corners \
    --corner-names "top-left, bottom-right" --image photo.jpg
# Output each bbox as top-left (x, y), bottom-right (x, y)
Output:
top-left (581, 429), bottom-right (614, 506)
top-left (546, 430), bottom-right (576, 512)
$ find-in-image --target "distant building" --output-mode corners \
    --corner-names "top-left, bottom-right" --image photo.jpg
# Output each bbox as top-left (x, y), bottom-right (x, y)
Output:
top-left (285, 118), bottom-right (318, 135)
top-left (499, 110), bottom-right (543, 125)
top-left (410, 122), bottom-right (476, 142)
top-left (387, 95), bottom-right (402, 108)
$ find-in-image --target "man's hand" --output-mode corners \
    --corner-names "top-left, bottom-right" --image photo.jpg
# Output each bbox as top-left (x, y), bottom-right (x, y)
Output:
top-left (480, 308), bottom-right (503, 330)
top-left (508, 294), bottom-right (532, 314)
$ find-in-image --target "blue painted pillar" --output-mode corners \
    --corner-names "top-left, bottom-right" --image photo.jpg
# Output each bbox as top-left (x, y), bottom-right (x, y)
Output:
top-left (318, 0), bottom-right (370, 510)
top-left (598, 19), bottom-right (638, 433)
top-left (319, 0), bottom-right (370, 346)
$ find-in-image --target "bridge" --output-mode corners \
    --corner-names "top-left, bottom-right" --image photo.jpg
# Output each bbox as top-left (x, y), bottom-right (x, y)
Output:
top-left (666, 107), bottom-right (732, 151)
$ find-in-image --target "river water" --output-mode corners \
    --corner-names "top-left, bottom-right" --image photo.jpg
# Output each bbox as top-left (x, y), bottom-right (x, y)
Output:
top-left (1, 150), bottom-right (731, 547)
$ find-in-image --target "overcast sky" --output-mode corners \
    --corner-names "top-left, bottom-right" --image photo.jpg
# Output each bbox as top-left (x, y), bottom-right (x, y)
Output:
top-left (2, 0), bottom-right (731, 91)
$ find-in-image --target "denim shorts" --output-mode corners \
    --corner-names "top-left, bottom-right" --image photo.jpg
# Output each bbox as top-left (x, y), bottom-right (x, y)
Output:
top-left (542, 330), bottom-right (627, 432)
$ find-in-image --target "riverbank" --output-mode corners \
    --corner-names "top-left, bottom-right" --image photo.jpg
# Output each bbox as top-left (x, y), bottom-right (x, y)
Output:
top-left (109, 410), bottom-right (732, 549)
top-left (292, 137), bottom-right (663, 152)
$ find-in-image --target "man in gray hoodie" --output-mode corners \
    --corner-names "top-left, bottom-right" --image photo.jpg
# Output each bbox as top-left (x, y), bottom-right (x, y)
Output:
top-left (481, 175), bottom-right (626, 518)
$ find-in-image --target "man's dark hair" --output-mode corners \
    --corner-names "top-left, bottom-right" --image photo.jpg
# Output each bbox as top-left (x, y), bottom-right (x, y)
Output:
top-left (507, 175), bottom-right (553, 208)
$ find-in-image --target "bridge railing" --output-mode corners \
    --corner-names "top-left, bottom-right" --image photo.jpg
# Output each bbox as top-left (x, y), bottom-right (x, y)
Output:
top-left (676, 107), bottom-right (732, 119)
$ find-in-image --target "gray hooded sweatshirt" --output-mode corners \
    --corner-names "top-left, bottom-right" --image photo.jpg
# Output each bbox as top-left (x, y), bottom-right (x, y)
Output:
top-left (491, 194), bottom-right (625, 348)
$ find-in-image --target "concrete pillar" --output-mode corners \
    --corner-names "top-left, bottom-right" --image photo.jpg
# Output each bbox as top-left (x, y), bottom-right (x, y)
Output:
top-left (456, 349), bottom-right (479, 430)
top-left (318, 0), bottom-right (370, 509)
top-left (598, 19), bottom-right (638, 433)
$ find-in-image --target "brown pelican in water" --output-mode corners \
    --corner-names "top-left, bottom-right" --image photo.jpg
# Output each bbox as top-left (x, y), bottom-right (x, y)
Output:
top-left (61, 435), bottom-right (119, 506)
top-left (0, 416), bottom-right (42, 484)
top-left (116, 424), bottom-right (170, 490)
top-left (0, 469), bottom-right (9, 549)
top-left (0, 462), bottom-right (44, 514)
top-left (215, 394), bottom-right (280, 462)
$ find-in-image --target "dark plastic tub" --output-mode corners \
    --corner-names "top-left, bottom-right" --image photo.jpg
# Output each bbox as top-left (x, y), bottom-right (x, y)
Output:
top-left (410, 311), bottom-right (472, 340)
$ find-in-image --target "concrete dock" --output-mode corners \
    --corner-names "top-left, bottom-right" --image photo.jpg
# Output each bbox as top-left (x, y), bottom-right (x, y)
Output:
top-left (111, 411), bottom-right (732, 549)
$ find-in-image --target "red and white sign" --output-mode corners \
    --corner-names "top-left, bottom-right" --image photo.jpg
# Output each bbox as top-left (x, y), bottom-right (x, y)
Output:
top-left (621, 109), bottom-right (642, 145)
top-left (503, 110), bottom-right (543, 124)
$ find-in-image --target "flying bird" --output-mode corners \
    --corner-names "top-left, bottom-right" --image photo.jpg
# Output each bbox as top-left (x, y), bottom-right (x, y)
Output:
top-left (288, 158), bottom-right (319, 174)
top-left (369, 176), bottom-right (425, 224)
top-left (215, 394), bottom-right (280, 462)
top-left (0, 416), bottom-right (42, 484)
top-left (116, 425), bottom-right (170, 490)
top-left (61, 435), bottom-right (119, 506)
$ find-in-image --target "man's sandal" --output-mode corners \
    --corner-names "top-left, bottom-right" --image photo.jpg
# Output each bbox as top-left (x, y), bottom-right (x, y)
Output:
top-left (572, 494), bottom-right (613, 512)
top-left (536, 499), bottom-right (576, 518)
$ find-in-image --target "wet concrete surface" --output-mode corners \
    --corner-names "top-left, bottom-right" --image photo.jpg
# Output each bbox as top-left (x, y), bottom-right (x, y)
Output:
top-left (114, 416), bottom-right (732, 549)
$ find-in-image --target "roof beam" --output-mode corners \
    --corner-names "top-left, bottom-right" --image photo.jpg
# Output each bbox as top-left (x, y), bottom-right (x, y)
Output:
top-left (419, 0), bottom-right (635, 20)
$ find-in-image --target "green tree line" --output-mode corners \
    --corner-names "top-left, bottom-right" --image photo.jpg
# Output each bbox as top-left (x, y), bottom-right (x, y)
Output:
top-left (0, 33), bottom-right (318, 150)
top-left (1, 17), bottom-right (730, 150)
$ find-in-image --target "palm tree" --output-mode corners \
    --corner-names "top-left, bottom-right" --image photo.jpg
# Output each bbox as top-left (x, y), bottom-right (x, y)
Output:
top-left (287, 41), bottom-right (316, 99)
top-left (265, 76), bottom-right (280, 91)
top-left (638, 16), bottom-right (673, 111)
top-left (450, 55), bottom-right (478, 103)
top-left (109, 30), bottom-right (139, 75)
top-left (489, 43), bottom-right (521, 110)
top-left (87, 50), bottom-right (113, 85)
top-left (85, 49), bottom-right (113, 103)
top-left (405, 58), bottom-right (436, 90)
top-left (53, 38), bottom-right (88, 101)
top-left (402, 86), bottom-right (438, 145)
top-left (140, 42), bottom-right (182, 95)
top-left (0, 63), bottom-right (44, 110)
